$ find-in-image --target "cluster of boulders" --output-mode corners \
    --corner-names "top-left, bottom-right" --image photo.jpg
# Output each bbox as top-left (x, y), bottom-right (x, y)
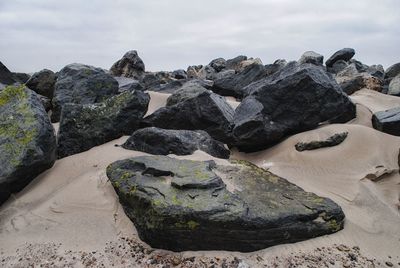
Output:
top-left (1, 48), bottom-right (400, 251)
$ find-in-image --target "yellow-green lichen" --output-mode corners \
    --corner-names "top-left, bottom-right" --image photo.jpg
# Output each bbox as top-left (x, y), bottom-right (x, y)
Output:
top-left (328, 219), bottom-right (341, 232)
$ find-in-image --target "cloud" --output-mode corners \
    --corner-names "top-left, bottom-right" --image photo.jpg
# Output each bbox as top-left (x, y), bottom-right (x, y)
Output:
top-left (0, 0), bottom-right (399, 72)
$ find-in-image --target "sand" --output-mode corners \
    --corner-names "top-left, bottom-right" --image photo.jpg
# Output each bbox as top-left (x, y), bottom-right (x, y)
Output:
top-left (1, 89), bottom-right (400, 267)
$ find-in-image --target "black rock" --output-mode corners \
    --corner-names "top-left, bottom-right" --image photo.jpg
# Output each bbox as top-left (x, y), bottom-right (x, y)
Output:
top-left (388, 75), bottom-right (400, 96)
top-left (12, 72), bottom-right (31, 83)
top-left (366, 64), bottom-right (385, 79)
top-left (212, 63), bottom-right (266, 98)
top-left (372, 107), bottom-right (400, 136)
top-left (0, 85), bottom-right (56, 205)
top-left (122, 127), bottom-right (230, 159)
top-left (26, 69), bottom-right (56, 99)
top-left (325, 48), bottom-right (355, 67)
top-left (113, 77), bottom-right (144, 92)
top-left (110, 50), bottom-right (145, 79)
top-left (226, 55), bottom-right (247, 71)
top-left (141, 71), bottom-right (174, 89)
top-left (209, 58), bottom-right (227, 72)
top-left (385, 63), bottom-right (400, 80)
top-left (166, 82), bottom-right (209, 106)
top-left (38, 95), bottom-right (52, 112)
top-left (328, 60), bottom-right (348, 74)
top-left (51, 63), bottom-right (119, 122)
top-left (57, 90), bottom-right (150, 158)
top-left (299, 51), bottom-right (324, 66)
top-left (143, 91), bottom-right (234, 144)
top-left (171, 69), bottom-right (187, 80)
top-left (107, 156), bottom-right (345, 252)
top-left (0, 61), bottom-right (16, 85)
top-left (349, 59), bottom-right (369, 73)
top-left (233, 63), bottom-right (356, 152)
top-left (264, 59), bottom-right (288, 76)
top-left (295, 132), bottom-right (348, 151)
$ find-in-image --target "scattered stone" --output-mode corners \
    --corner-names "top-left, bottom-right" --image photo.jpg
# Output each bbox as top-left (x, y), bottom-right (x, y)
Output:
top-left (372, 107), bottom-right (400, 136)
top-left (25, 69), bottom-right (56, 99)
top-left (0, 85), bottom-right (56, 205)
top-left (107, 156), bottom-right (344, 252)
top-left (326, 48), bottom-right (356, 67)
top-left (122, 127), bottom-right (230, 159)
top-left (385, 261), bottom-right (393, 267)
top-left (299, 51), bottom-right (324, 66)
top-left (57, 90), bottom-right (149, 158)
top-left (110, 50), bottom-right (145, 79)
top-left (295, 132), bottom-right (348, 151)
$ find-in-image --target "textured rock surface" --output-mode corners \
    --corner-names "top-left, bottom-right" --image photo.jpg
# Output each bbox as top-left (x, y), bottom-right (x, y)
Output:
top-left (57, 90), bottom-right (149, 158)
top-left (299, 51), bottom-right (324, 66)
top-left (166, 82), bottom-right (209, 106)
top-left (0, 85), bottom-right (56, 205)
top-left (336, 64), bottom-right (383, 94)
top-left (143, 91), bottom-right (234, 143)
top-left (372, 107), bottom-right (400, 136)
top-left (0, 61), bottom-right (16, 85)
top-left (388, 75), bottom-right (400, 96)
top-left (122, 127), bottom-right (230, 159)
top-left (25, 69), bottom-right (56, 99)
top-left (385, 62), bottom-right (400, 80)
top-left (295, 132), bottom-right (348, 151)
top-left (325, 48), bottom-right (355, 67)
top-left (107, 156), bottom-right (345, 252)
top-left (51, 63), bottom-right (119, 122)
top-left (110, 50), bottom-right (145, 79)
top-left (233, 63), bottom-right (356, 152)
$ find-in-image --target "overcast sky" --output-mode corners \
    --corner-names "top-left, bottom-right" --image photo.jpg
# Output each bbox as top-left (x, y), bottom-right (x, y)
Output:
top-left (1, 0), bottom-right (399, 73)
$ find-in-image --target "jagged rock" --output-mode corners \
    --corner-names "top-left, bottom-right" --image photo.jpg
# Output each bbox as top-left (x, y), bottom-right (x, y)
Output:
top-left (166, 82), bottom-right (209, 106)
top-left (233, 63), bottom-right (356, 152)
top-left (295, 132), bottom-right (348, 151)
top-left (210, 58), bottom-right (226, 72)
top-left (264, 59), bottom-right (287, 76)
top-left (107, 155), bottom-right (345, 252)
top-left (57, 90), bottom-right (149, 158)
top-left (143, 91), bottom-right (234, 144)
top-left (372, 107), bottom-right (400, 136)
top-left (349, 59), bottom-right (368, 73)
top-left (51, 63), bottom-right (119, 122)
top-left (38, 95), bottom-right (52, 112)
top-left (237, 58), bottom-right (263, 72)
top-left (186, 65), bottom-right (203, 79)
top-left (171, 69), bottom-right (187, 80)
top-left (299, 51), bottom-right (324, 66)
top-left (110, 50), bottom-right (145, 79)
top-left (141, 72), bottom-right (174, 89)
top-left (226, 55), bottom-right (247, 71)
top-left (366, 64), bottom-right (385, 79)
top-left (0, 85), bottom-right (56, 205)
top-left (122, 127), bottom-right (230, 159)
top-left (388, 75), bottom-right (400, 96)
top-left (0, 61), bottom-right (16, 85)
top-left (328, 60), bottom-right (348, 74)
top-left (325, 48), bottom-right (355, 67)
top-left (212, 63), bottom-right (266, 98)
top-left (336, 64), bottom-right (382, 94)
top-left (113, 76), bottom-right (143, 92)
top-left (12, 73), bottom-right (31, 83)
top-left (385, 63), bottom-right (400, 80)
top-left (25, 69), bottom-right (56, 99)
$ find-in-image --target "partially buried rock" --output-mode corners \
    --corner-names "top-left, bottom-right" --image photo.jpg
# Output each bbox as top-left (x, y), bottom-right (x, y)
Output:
top-left (0, 85), bottom-right (56, 205)
top-left (110, 50), bottom-right (145, 79)
top-left (143, 91), bottom-right (234, 144)
top-left (372, 107), bottom-right (400, 136)
top-left (107, 155), bottom-right (345, 252)
top-left (325, 48), bottom-right (355, 67)
top-left (233, 63), bottom-right (356, 152)
top-left (51, 63), bottom-right (119, 122)
top-left (295, 132), bottom-right (348, 151)
top-left (25, 69), bottom-right (56, 99)
top-left (122, 127), bottom-right (230, 159)
top-left (57, 90), bottom-right (149, 158)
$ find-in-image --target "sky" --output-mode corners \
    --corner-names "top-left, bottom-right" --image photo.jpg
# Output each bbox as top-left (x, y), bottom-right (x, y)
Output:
top-left (0, 0), bottom-right (399, 73)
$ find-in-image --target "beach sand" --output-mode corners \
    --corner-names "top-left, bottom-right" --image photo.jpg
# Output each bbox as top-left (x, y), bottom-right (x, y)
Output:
top-left (0, 89), bottom-right (399, 267)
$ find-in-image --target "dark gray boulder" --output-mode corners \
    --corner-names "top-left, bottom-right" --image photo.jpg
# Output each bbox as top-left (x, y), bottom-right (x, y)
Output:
top-left (372, 107), bottom-right (400, 136)
top-left (385, 62), bottom-right (400, 80)
top-left (210, 58), bottom-right (226, 72)
top-left (264, 59), bottom-right (287, 76)
top-left (0, 61), bottom-right (16, 85)
top-left (325, 48), bottom-right (355, 67)
top-left (12, 72), bottom-right (31, 84)
top-left (38, 95), bottom-right (52, 112)
top-left (143, 91), bottom-right (234, 144)
top-left (57, 90), bottom-right (150, 158)
top-left (107, 156), bottom-right (345, 252)
top-left (366, 64), bottom-right (385, 79)
top-left (0, 85), bottom-right (56, 205)
top-left (26, 69), bottom-right (56, 99)
top-left (226, 55), bottom-right (247, 71)
top-left (328, 60), bottom-right (348, 74)
top-left (233, 63), bottom-right (356, 152)
top-left (212, 63), bottom-right (266, 98)
top-left (141, 71), bottom-right (173, 89)
top-left (110, 50), bottom-right (145, 79)
top-left (51, 63), bottom-right (119, 122)
top-left (166, 82), bottom-right (209, 106)
top-left (295, 132), bottom-right (348, 151)
top-left (171, 69), bottom-right (187, 80)
top-left (388, 75), bottom-right (400, 96)
top-left (122, 127), bottom-right (230, 159)
top-left (299, 51), bottom-right (324, 66)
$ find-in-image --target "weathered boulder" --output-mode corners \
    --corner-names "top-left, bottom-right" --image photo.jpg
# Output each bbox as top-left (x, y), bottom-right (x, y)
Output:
top-left (336, 64), bottom-right (382, 94)
top-left (122, 127), bottom-right (230, 159)
top-left (226, 55), bottom-right (247, 71)
top-left (166, 82), bottom-right (209, 106)
top-left (0, 85), bottom-right (56, 205)
top-left (385, 62), bottom-right (400, 80)
top-left (388, 75), bottom-right (400, 96)
top-left (143, 91), bottom-right (234, 144)
top-left (209, 58), bottom-right (226, 72)
top-left (57, 90), bottom-right (149, 158)
top-left (366, 64), bottom-right (385, 79)
top-left (171, 69), bottom-right (187, 80)
top-left (113, 77), bottom-right (144, 92)
top-left (12, 72), bottom-right (31, 84)
top-left (51, 63), bottom-right (119, 122)
top-left (25, 69), bottom-right (56, 99)
top-left (107, 156), bottom-right (345, 252)
top-left (141, 71), bottom-right (174, 89)
top-left (328, 60), bottom-right (348, 74)
top-left (110, 50), bottom-right (145, 79)
top-left (299, 51), bottom-right (324, 66)
top-left (212, 63), bottom-right (266, 98)
top-left (38, 95), bottom-right (52, 112)
top-left (325, 48), bottom-right (355, 67)
top-left (264, 59), bottom-right (287, 76)
top-left (233, 63), bottom-right (356, 152)
top-left (295, 132), bottom-right (348, 151)
top-left (372, 107), bottom-right (400, 136)
top-left (0, 61), bottom-right (16, 85)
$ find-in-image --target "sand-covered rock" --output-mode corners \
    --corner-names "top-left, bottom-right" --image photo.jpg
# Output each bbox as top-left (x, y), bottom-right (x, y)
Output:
top-left (57, 90), bottom-right (149, 158)
top-left (295, 132), bottom-right (348, 151)
top-left (107, 155), bottom-right (345, 252)
top-left (122, 127), bottom-right (230, 159)
top-left (0, 85), bottom-right (56, 205)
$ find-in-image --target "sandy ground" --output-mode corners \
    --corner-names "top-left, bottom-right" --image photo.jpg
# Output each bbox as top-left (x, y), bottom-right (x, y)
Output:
top-left (0, 89), bottom-right (399, 267)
